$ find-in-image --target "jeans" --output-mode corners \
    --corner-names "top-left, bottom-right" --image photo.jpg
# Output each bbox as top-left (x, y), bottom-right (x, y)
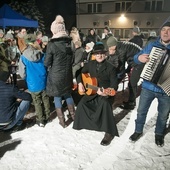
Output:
top-left (4, 100), bottom-right (31, 130)
top-left (54, 93), bottom-right (74, 108)
top-left (31, 90), bottom-right (51, 122)
top-left (135, 88), bottom-right (170, 135)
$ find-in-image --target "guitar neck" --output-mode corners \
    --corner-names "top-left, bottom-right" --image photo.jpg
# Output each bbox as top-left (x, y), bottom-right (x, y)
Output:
top-left (87, 84), bottom-right (99, 91)
top-left (86, 83), bottom-right (116, 96)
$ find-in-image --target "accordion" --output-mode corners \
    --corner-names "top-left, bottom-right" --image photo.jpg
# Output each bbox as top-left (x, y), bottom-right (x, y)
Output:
top-left (140, 47), bottom-right (170, 96)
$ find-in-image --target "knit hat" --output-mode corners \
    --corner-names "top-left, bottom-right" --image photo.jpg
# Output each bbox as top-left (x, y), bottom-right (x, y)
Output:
top-left (24, 34), bottom-right (36, 43)
top-left (42, 36), bottom-right (49, 42)
top-left (50, 15), bottom-right (68, 39)
top-left (86, 42), bottom-right (94, 52)
top-left (92, 42), bottom-right (107, 54)
top-left (74, 41), bottom-right (82, 47)
top-left (0, 29), bottom-right (4, 34)
top-left (161, 21), bottom-right (170, 28)
top-left (132, 26), bottom-right (140, 34)
top-left (149, 31), bottom-right (156, 37)
top-left (4, 33), bottom-right (14, 40)
top-left (7, 29), bottom-right (14, 34)
top-left (106, 36), bottom-right (118, 48)
top-left (55, 15), bottom-right (64, 24)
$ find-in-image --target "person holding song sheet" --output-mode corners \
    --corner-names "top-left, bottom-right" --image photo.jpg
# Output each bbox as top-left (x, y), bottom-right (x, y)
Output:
top-left (73, 42), bottom-right (119, 146)
top-left (129, 22), bottom-right (170, 147)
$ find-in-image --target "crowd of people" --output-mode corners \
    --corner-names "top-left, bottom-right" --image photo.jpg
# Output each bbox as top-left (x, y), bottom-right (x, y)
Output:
top-left (0, 14), bottom-right (170, 147)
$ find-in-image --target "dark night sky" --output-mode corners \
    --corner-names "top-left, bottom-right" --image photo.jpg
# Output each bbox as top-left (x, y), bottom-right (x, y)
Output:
top-left (35, 0), bottom-right (76, 31)
top-left (0, 0), bottom-right (76, 33)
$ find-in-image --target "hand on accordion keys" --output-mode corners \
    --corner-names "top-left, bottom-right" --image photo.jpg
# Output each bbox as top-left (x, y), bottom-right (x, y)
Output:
top-left (138, 54), bottom-right (150, 63)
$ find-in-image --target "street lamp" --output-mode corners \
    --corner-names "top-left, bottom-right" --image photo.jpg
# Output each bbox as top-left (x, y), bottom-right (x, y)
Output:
top-left (119, 13), bottom-right (126, 22)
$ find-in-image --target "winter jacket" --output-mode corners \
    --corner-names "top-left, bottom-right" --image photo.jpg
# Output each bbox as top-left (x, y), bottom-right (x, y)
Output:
top-left (77, 59), bottom-right (118, 91)
top-left (73, 47), bottom-right (84, 67)
top-left (134, 37), bottom-right (170, 93)
top-left (19, 45), bottom-right (47, 92)
top-left (129, 35), bottom-right (143, 48)
top-left (107, 41), bottom-right (142, 77)
top-left (85, 34), bottom-right (101, 44)
top-left (0, 81), bottom-right (32, 124)
top-left (81, 50), bottom-right (93, 63)
top-left (0, 43), bottom-right (11, 72)
top-left (145, 36), bottom-right (158, 47)
top-left (44, 37), bottom-right (73, 97)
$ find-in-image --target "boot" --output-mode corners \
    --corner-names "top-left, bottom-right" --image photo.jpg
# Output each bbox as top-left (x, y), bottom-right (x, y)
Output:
top-left (56, 108), bottom-right (66, 128)
top-left (100, 133), bottom-right (114, 146)
top-left (122, 101), bottom-right (136, 110)
top-left (67, 104), bottom-right (75, 120)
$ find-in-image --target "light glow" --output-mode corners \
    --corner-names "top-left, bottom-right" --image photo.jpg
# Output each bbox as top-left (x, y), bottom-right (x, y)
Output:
top-left (119, 13), bottom-right (126, 22)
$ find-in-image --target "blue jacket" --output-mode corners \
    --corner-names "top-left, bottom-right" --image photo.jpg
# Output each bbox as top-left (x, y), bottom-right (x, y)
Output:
top-left (134, 37), bottom-right (170, 93)
top-left (19, 45), bottom-right (47, 92)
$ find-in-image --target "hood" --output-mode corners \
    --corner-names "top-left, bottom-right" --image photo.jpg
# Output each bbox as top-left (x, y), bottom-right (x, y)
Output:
top-left (23, 45), bottom-right (42, 62)
top-left (151, 37), bottom-right (170, 50)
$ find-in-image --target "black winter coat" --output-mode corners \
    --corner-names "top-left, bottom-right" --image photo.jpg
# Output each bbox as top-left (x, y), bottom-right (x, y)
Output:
top-left (44, 37), bottom-right (73, 97)
top-left (107, 41), bottom-right (142, 76)
top-left (73, 59), bottom-right (119, 137)
top-left (85, 34), bottom-right (101, 44)
top-left (77, 59), bottom-right (118, 90)
top-left (129, 35), bottom-right (143, 48)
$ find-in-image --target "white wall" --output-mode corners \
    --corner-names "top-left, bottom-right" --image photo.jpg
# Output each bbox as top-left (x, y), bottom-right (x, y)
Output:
top-left (77, 12), bottom-right (170, 28)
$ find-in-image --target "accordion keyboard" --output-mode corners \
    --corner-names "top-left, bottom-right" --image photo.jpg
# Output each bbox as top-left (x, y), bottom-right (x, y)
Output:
top-left (140, 47), bottom-right (167, 81)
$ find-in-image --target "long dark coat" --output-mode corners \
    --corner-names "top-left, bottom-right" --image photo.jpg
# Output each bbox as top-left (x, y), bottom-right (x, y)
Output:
top-left (73, 60), bottom-right (119, 137)
top-left (44, 37), bottom-right (73, 97)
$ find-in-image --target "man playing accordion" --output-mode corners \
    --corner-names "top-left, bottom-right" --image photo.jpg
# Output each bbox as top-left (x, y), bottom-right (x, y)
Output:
top-left (129, 21), bottom-right (170, 147)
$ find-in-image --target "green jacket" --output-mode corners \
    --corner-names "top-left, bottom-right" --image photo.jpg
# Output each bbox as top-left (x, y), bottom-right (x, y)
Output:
top-left (0, 43), bottom-right (11, 72)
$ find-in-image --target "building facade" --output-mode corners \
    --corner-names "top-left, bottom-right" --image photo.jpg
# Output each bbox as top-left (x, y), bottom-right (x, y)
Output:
top-left (76, 0), bottom-right (170, 40)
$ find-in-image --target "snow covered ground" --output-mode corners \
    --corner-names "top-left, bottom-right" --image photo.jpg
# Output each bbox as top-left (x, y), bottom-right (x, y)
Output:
top-left (0, 82), bottom-right (170, 170)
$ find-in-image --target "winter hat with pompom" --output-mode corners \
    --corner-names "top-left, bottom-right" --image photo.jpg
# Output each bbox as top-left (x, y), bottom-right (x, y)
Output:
top-left (50, 15), bottom-right (68, 39)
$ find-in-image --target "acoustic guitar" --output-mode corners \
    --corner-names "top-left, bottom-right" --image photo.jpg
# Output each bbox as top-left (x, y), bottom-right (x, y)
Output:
top-left (78, 73), bottom-right (116, 96)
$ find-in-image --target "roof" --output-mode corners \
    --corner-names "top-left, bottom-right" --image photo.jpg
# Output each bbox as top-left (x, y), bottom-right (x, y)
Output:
top-left (0, 4), bottom-right (38, 28)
